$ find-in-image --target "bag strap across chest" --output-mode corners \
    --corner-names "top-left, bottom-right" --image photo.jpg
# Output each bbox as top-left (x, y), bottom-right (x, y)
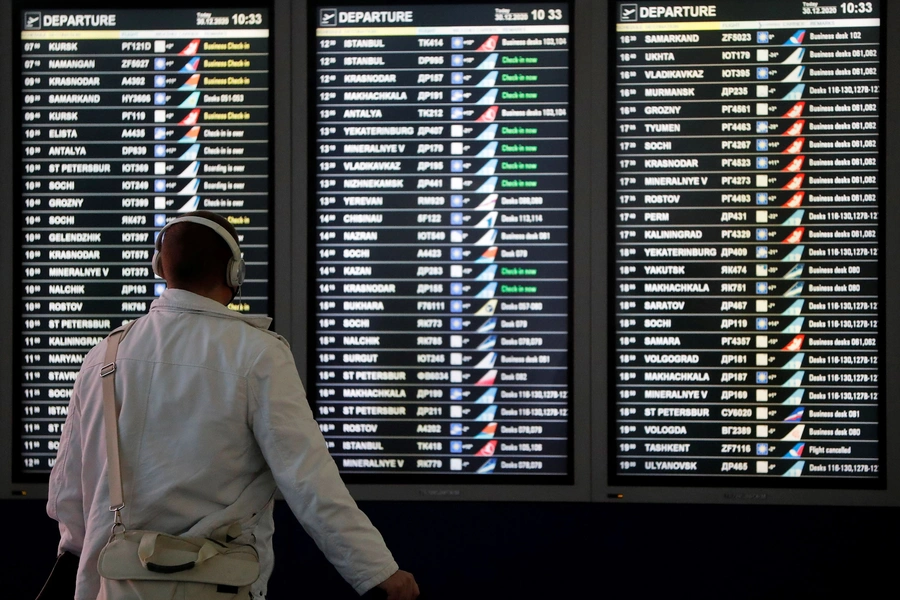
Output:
top-left (100, 320), bottom-right (137, 530)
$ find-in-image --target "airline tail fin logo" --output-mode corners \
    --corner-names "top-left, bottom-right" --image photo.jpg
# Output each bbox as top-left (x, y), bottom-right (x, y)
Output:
top-left (783, 119), bottom-right (805, 136)
top-left (783, 192), bottom-right (805, 207)
top-left (477, 36), bottom-right (499, 52)
top-left (476, 159), bottom-right (498, 176)
top-left (476, 71), bottom-right (498, 88)
top-left (782, 48), bottom-right (805, 64)
top-left (476, 124), bottom-right (498, 140)
top-left (783, 102), bottom-right (806, 118)
top-left (783, 281), bottom-right (804, 298)
top-left (178, 161), bottom-right (199, 178)
top-left (783, 389), bottom-right (805, 405)
top-left (475, 405), bottom-right (497, 421)
top-left (475, 194), bottom-right (497, 210)
top-left (782, 66), bottom-right (806, 82)
top-left (782, 299), bottom-right (805, 316)
top-left (784, 352), bottom-right (805, 370)
top-left (782, 317), bottom-right (805, 334)
top-left (785, 30), bottom-right (806, 45)
top-left (178, 109), bottom-right (200, 126)
top-left (475, 177), bottom-right (497, 193)
top-left (178, 126), bottom-right (200, 143)
top-left (476, 106), bottom-right (498, 122)
top-left (476, 265), bottom-right (498, 281)
top-left (785, 443), bottom-right (806, 458)
top-left (782, 156), bottom-right (805, 172)
top-left (476, 53), bottom-right (498, 70)
top-left (474, 299), bottom-right (498, 317)
top-left (784, 407), bottom-right (805, 422)
top-left (781, 246), bottom-right (805, 262)
top-left (475, 211), bottom-right (498, 229)
top-left (474, 352), bottom-right (497, 369)
top-left (475, 388), bottom-right (497, 404)
top-left (476, 458), bottom-right (497, 474)
top-left (782, 226), bottom-right (805, 244)
top-left (178, 73), bottom-right (200, 91)
top-left (178, 92), bottom-right (200, 109)
top-left (476, 89), bottom-right (498, 105)
top-left (178, 179), bottom-right (199, 195)
top-left (782, 461), bottom-right (805, 477)
top-left (475, 423), bottom-right (497, 438)
top-left (474, 283), bottom-right (497, 300)
top-left (177, 196), bottom-right (200, 212)
top-left (783, 263), bottom-right (804, 279)
top-left (179, 39), bottom-right (200, 56)
top-left (782, 334), bottom-right (805, 352)
top-left (475, 440), bottom-right (497, 457)
top-left (476, 142), bottom-right (498, 158)
top-left (179, 143), bottom-right (200, 161)
top-left (783, 138), bottom-right (805, 154)
top-left (782, 424), bottom-right (805, 441)
top-left (782, 174), bottom-right (805, 190)
top-left (782, 209), bottom-right (805, 226)
top-left (474, 229), bottom-right (497, 246)
top-left (476, 247), bottom-right (497, 264)
top-left (179, 57), bottom-right (200, 73)
top-left (782, 371), bottom-right (805, 387)
top-left (476, 317), bottom-right (496, 333)
top-left (477, 336), bottom-right (497, 351)
top-left (782, 84), bottom-right (805, 100)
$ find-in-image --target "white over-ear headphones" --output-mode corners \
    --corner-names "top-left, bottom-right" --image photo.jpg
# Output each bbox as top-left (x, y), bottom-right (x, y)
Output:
top-left (152, 215), bottom-right (246, 289)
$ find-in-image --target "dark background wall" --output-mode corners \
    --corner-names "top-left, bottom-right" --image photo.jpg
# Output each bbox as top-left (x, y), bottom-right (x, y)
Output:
top-left (6, 498), bottom-right (897, 598)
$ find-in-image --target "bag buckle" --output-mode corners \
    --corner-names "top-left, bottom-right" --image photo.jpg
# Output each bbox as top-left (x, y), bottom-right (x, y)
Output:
top-left (100, 362), bottom-right (117, 377)
top-left (109, 504), bottom-right (126, 535)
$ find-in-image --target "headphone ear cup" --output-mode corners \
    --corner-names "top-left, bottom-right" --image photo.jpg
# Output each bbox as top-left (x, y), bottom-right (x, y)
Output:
top-left (226, 258), bottom-right (246, 289)
top-left (152, 250), bottom-right (163, 278)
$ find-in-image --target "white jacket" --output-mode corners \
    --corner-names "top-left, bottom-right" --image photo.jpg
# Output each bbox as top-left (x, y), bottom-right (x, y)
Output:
top-left (47, 289), bottom-right (398, 598)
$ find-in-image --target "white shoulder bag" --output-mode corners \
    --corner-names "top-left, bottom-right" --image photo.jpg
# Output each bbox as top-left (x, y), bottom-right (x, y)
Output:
top-left (96, 322), bottom-right (260, 599)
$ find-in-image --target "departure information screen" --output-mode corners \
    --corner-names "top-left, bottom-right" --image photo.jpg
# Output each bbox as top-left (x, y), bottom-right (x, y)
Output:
top-left (312, 3), bottom-right (572, 478)
top-left (16, 7), bottom-right (271, 479)
top-left (612, 0), bottom-right (884, 485)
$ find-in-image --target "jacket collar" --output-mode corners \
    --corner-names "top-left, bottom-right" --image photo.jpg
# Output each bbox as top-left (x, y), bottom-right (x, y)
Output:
top-left (150, 288), bottom-right (273, 331)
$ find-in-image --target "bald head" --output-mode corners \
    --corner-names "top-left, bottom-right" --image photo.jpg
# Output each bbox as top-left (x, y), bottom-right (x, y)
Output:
top-left (157, 211), bottom-right (240, 302)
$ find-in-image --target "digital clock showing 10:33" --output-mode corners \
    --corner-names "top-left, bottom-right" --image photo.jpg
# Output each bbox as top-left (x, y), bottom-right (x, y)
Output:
top-left (232, 13), bottom-right (264, 25)
top-left (802, 2), bottom-right (873, 14)
top-left (840, 2), bottom-right (874, 13)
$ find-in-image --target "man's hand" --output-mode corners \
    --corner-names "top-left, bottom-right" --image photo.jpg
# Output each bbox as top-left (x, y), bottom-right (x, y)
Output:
top-left (377, 569), bottom-right (419, 600)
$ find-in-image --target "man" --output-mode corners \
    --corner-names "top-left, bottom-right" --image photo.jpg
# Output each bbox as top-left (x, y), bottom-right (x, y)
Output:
top-left (48, 211), bottom-right (418, 599)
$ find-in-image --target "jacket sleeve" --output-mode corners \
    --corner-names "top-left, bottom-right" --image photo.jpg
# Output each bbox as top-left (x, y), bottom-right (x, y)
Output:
top-left (247, 340), bottom-right (398, 595)
top-left (47, 379), bottom-right (86, 557)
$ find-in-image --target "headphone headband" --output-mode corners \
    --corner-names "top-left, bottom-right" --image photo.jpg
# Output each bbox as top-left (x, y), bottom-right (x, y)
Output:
top-left (155, 215), bottom-right (242, 263)
top-left (152, 215), bottom-right (245, 289)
